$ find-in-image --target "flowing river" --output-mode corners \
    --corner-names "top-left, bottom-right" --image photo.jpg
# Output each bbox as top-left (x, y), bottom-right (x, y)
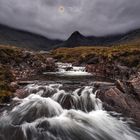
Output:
top-left (0, 63), bottom-right (139, 140)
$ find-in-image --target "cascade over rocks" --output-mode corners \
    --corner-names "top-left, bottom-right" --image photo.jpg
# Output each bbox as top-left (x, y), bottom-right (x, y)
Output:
top-left (0, 83), bottom-right (139, 140)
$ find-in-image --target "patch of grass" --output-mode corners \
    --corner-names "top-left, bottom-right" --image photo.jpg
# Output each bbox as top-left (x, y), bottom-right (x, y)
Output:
top-left (0, 89), bottom-right (12, 103)
top-left (50, 45), bottom-right (140, 68)
top-left (0, 65), bottom-right (14, 103)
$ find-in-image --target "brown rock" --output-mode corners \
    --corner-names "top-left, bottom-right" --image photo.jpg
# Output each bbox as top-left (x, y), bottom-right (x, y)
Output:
top-left (14, 89), bottom-right (28, 98)
top-left (97, 87), bottom-right (129, 111)
top-left (115, 80), bottom-right (126, 93)
top-left (128, 74), bottom-right (140, 100)
top-left (10, 82), bottom-right (19, 91)
top-left (97, 78), bottom-right (140, 126)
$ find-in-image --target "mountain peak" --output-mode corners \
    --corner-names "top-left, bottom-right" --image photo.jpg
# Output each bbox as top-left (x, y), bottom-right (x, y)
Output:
top-left (70, 31), bottom-right (84, 38)
top-left (60, 31), bottom-right (89, 48)
top-left (67, 31), bottom-right (86, 42)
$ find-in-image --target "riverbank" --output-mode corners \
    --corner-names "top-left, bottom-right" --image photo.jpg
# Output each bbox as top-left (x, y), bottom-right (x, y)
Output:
top-left (51, 45), bottom-right (140, 80)
top-left (50, 45), bottom-right (140, 126)
top-left (0, 45), bottom-right (56, 104)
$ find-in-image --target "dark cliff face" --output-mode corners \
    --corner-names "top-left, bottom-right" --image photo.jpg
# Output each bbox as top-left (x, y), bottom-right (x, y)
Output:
top-left (0, 24), bottom-right (62, 51)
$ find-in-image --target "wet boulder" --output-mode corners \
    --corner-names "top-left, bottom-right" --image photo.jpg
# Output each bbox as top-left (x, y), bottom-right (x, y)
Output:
top-left (115, 80), bottom-right (127, 93)
top-left (97, 76), bottom-right (140, 126)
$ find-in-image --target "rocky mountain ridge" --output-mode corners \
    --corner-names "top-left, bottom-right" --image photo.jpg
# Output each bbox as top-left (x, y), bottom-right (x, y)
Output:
top-left (1, 24), bottom-right (140, 50)
top-left (54, 29), bottom-right (140, 48)
top-left (0, 24), bottom-right (62, 51)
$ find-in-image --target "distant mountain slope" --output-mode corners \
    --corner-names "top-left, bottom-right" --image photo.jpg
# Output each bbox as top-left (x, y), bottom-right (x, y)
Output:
top-left (0, 24), bottom-right (62, 51)
top-left (115, 29), bottom-right (140, 45)
top-left (55, 29), bottom-right (140, 48)
top-left (0, 24), bottom-right (140, 51)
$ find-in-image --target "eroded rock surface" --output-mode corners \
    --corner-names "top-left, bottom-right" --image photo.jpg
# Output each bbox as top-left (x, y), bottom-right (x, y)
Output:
top-left (96, 74), bottom-right (140, 126)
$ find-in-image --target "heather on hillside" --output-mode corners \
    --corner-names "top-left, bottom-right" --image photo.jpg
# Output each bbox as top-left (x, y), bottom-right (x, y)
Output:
top-left (51, 45), bottom-right (140, 68)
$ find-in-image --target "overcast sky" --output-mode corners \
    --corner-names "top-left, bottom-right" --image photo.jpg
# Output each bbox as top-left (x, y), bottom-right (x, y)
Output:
top-left (0, 0), bottom-right (140, 40)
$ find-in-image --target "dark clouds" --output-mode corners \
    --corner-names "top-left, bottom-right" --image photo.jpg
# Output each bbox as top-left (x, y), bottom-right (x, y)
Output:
top-left (0, 0), bottom-right (140, 39)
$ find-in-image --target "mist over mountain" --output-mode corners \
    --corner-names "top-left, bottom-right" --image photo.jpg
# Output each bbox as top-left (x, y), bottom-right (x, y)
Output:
top-left (0, 0), bottom-right (140, 40)
top-left (0, 24), bottom-right (62, 51)
top-left (0, 24), bottom-right (140, 50)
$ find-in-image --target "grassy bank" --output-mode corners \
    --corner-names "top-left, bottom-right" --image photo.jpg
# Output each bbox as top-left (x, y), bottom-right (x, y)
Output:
top-left (0, 45), bottom-right (55, 103)
top-left (0, 65), bottom-right (14, 103)
top-left (51, 45), bottom-right (140, 68)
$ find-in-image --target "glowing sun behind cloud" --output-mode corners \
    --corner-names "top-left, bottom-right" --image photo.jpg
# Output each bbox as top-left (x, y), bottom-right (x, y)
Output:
top-left (58, 6), bottom-right (65, 13)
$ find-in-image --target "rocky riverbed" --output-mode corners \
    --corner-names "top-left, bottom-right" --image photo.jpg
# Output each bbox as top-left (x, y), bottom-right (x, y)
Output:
top-left (0, 45), bottom-right (140, 140)
top-left (11, 72), bottom-right (140, 127)
top-left (0, 74), bottom-right (140, 140)
top-left (0, 45), bottom-right (56, 104)
top-left (1, 60), bottom-right (140, 128)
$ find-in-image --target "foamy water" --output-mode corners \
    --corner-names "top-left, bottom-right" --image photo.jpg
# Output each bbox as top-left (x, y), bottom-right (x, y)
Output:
top-left (0, 84), bottom-right (139, 140)
top-left (44, 62), bottom-right (92, 76)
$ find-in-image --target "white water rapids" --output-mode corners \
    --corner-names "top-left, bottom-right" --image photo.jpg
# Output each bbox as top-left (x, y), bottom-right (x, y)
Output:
top-left (44, 62), bottom-right (92, 76)
top-left (0, 83), bottom-right (139, 140)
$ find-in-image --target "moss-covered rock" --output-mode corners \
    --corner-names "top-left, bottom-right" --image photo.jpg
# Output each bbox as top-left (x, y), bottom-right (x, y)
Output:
top-left (0, 45), bottom-right (56, 103)
top-left (0, 45), bottom-right (56, 80)
top-left (0, 90), bottom-right (12, 103)
top-left (0, 65), bottom-right (14, 103)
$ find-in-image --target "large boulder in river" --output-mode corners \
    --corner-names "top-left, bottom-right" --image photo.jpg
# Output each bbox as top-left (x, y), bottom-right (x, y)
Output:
top-left (96, 74), bottom-right (140, 126)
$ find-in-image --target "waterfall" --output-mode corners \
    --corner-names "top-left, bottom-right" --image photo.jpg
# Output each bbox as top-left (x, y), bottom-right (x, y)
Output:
top-left (0, 84), bottom-right (139, 140)
top-left (44, 62), bottom-right (92, 76)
